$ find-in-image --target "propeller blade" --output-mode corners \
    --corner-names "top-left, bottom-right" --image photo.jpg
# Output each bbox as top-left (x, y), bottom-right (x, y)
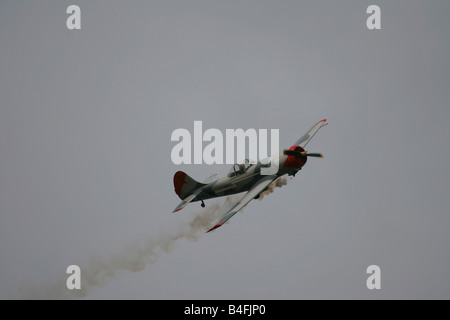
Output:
top-left (306, 153), bottom-right (323, 158)
top-left (283, 150), bottom-right (323, 158)
top-left (283, 150), bottom-right (304, 157)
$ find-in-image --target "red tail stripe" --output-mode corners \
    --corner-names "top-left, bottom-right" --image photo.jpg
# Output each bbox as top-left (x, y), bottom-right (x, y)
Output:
top-left (173, 171), bottom-right (187, 196)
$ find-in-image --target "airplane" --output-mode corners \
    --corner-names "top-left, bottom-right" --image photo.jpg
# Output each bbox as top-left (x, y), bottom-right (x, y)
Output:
top-left (171, 119), bottom-right (328, 233)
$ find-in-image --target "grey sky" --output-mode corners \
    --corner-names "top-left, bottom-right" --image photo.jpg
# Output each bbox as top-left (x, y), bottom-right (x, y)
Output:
top-left (1, 0), bottom-right (449, 299)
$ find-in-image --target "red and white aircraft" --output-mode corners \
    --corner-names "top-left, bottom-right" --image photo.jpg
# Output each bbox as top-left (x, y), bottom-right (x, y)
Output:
top-left (172, 119), bottom-right (327, 232)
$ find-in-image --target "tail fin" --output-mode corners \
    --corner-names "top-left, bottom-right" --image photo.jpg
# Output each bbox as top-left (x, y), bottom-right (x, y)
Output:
top-left (173, 171), bottom-right (207, 200)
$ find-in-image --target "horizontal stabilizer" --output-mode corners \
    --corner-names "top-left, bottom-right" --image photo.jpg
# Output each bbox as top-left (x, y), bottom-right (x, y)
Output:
top-left (172, 193), bottom-right (197, 213)
top-left (203, 173), bottom-right (218, 184)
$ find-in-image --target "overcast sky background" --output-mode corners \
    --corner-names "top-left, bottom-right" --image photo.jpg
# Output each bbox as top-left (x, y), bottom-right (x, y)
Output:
top-left (1, 0), bottom-right (449, 299)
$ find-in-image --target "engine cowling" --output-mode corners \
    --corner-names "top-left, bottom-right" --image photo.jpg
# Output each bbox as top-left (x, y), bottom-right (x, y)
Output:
top-left (283, 145), bottom-right (307, 169)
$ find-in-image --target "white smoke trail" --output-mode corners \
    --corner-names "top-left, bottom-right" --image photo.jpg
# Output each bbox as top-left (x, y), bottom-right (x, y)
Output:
top-left (258, 175), bottom-right (292, 201)
top-left (19, 177), bottom-right (290, 299)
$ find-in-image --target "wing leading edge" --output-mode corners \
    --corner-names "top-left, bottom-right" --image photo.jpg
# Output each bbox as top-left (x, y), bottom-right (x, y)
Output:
top-left (294, 119), bottom-right (327, 148)
top-left (206, 174), bottom-right (277, 232)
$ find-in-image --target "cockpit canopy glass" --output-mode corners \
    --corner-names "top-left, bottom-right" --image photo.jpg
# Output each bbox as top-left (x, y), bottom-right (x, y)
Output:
top-left (227, 159), bottom-right (254, 177)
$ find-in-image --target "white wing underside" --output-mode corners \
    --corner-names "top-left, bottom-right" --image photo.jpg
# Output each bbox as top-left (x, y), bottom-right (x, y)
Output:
top-left (294, 119), bottom-right (327, 148)
top-left (206, 174), bottom-right (277, 232)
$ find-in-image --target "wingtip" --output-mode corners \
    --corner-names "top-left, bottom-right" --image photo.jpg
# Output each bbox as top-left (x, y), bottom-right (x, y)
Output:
top-left (172, 207), bottom-right (183, 213)
top-left (310, 119), bottom-right (327, 128)
top-left (206, 223), bottom-right (224, 233)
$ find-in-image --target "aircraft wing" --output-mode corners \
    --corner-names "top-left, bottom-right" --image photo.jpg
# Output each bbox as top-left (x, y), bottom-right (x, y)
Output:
top-left (294, 119), bottom-right (327, 148)
top-left (206, 174), bottom-right (277, 232)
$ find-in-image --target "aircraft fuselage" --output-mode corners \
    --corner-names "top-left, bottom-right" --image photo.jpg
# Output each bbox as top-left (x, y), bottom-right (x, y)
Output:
top-left (193, 152), bottom-right (303, 202)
